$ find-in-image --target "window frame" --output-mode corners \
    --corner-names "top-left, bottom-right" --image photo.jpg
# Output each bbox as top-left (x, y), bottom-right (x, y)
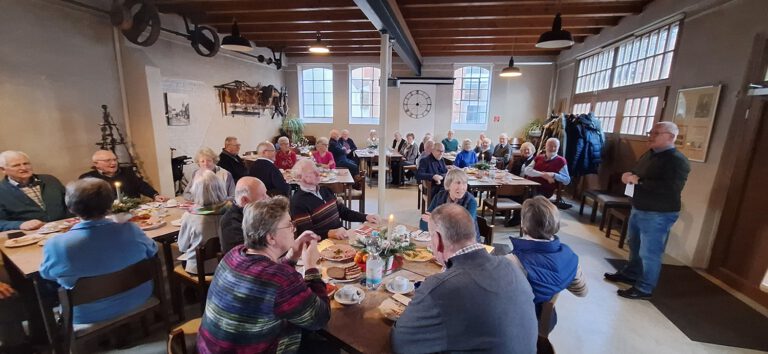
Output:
top-left (572, 86), bottom-right (667, 139)
top-left (451, 64), bottom-right (493, 131)
top-left (348, 64), bottom-right (382, 125)
top-left (298, 64), bottom-right (334, 124)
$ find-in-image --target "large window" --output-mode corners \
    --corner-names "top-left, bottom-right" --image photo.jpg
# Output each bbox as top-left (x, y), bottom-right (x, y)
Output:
top-left (614, 22), bottom-right (679, 88)
top-left (349, 66), bottom-right (381, 124)
top-left (620, 96), bottom-right (659, 135)
top-left (452, 65), bottom-right (491, 131)
top-left (593, 100), bottom-right (620, 133)
top-left (575, 50), bottom-right (614, 94)
top-left (572, 103), bottom-right (592, 115)
top-left (299, 66), bottom-right (333, 123)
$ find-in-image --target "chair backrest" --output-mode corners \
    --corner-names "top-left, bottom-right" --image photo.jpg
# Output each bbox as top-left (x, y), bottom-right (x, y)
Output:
top-left (477, 216), bottom-right (494, 246)
top-left (167, 327), bottom-right (188, 354)
top-left (421, 179), bottom-right (433, 207)
top-left (195, 236), bottom-right (222, 282)
top-left (538, 292), bottom-right (560, 337)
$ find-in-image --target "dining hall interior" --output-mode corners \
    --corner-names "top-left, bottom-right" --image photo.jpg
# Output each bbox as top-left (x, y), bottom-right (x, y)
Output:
top-left (1, 0), bottom-right (768, 353)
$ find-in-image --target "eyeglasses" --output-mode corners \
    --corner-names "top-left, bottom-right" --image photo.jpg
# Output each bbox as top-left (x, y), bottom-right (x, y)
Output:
top-left (276, 222), bottom-right (296, 233)
top-left (95, 158), bottom-right (118, 163)
top-left (646, 131), bottom-right (672, 137)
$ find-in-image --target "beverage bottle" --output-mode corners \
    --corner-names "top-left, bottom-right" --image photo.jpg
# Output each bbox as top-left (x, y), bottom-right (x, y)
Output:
top-left (366, 252), bottom-right (384, 290)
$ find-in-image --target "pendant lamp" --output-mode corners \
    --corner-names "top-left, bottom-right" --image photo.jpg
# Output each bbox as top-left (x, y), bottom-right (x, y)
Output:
top-left (536, 13), bottom-right (575, 49)
top-left (221, 19), bottom-right (252, 52)
top-left (309, 32), bottom-right (330, 54)
top-left (500, 56), bottom-right (522, 77)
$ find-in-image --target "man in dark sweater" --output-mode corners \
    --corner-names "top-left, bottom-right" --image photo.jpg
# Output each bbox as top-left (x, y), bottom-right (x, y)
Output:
top-left (391, 203), bottom-right (537, 353)
top-left (416, 142), bottom-right (449, 199)
top-left (605, 122), bottom-right (690, 299)
top-left (218, 136), bottom-right (247, 182)
top-left (219, 177), bottom-right (269, 254)
top-left (289, 159), bottom-right (378, 239)
top-left (329, 130), bottom-right (360, 176)
top-left (340, 129), bottom-right (359, 162)
top-left (247, 142), bottom-right (291, 197)
top-left (80, 150), bottom-right (169, 202)
top-left (0, 151), bottom-right (71, 231)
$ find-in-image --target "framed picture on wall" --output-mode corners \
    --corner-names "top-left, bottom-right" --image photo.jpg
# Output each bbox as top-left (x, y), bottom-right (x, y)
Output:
top-left (671, 85), bottom-right (722, 162)
top-left (164, 92), bottom-right (191, 126)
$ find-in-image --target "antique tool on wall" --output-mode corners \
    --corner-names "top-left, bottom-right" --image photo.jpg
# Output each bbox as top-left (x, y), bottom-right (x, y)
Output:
top-left (110, 0), bottom-right (161, 47)
top-left (96, 105), bottom-right (141, 177)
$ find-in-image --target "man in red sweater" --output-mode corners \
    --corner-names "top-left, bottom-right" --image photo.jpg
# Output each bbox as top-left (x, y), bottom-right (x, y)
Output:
top-left (523, 138), bottom-right (571, 198)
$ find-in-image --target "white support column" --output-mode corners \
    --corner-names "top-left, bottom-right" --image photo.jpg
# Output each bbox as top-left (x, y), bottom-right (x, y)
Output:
top-left (377, 32), bottom-right (391, 215)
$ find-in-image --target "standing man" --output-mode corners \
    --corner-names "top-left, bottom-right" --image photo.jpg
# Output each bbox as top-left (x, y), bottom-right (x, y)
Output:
top-left (0, 151), bottom-right (70, 231)
top-left (220, 177), bottom-right (269, 254)
top-left (604, 122), bottom-right (690, 299)
top-left (247, 142), bottom-right (290, 197)
top-left (218, 136), bottom-right (247, 182)
top-left (80, 150), bottom-right (169, 202)
top-left (441, 130), bottom-right (459, 153)
top-left (391, 204), bottom-right (537, 353)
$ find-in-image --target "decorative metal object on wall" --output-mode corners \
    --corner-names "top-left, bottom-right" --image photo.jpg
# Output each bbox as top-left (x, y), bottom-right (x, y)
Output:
top-left (189, 24), bottom-right (220, 57)
top-left (214, 81), bottom-right (288, 118)
top-left (109, 0), bottom-right (161, 47)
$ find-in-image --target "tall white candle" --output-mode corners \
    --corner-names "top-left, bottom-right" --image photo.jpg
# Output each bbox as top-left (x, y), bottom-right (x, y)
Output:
top-left (114, 181), bottom-right (122, 202)
top-left (387, 214), bottom-right (394, 240)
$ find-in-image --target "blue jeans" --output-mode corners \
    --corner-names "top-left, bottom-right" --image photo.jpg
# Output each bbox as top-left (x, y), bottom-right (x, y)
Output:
top-left (621, 208), bottom-right (679, 293)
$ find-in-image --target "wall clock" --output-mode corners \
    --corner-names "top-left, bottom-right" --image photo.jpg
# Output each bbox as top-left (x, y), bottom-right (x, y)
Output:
top-left (402, 89), bottom-right (432, 119)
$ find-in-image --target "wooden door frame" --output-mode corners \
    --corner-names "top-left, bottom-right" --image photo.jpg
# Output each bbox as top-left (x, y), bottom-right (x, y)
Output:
top-left (708, 33), bottom-right (768, 306)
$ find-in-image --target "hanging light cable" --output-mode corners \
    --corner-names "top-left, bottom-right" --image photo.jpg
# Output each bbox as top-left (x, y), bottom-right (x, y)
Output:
top-left (536, 13), bottom-right (575, 49)
top-left (309, 32), bottom-right (330, 54)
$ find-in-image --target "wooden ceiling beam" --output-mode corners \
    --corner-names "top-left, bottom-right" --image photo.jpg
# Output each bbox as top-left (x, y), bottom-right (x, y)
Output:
top-left (157, 0), bottom-right (357, 13)
top-left (254, 39), bottom-right (382, 47)
top-left (202, 10), bottom-right (368, 25)
top-left (407, 17), bottom-right (618, 30)
top-left (417, 44), bottom-right (558, 51)
top-left (415, 37), bottom-right (586, 45)
top-left (401, 2), bottom-right (644, 19)
top-left (419, 49), bottom-right (561, 56)
top-left (239, 32), bottom-right (380, 40)
top-left (212, 22), bottom-right (377, 33)
top-left (410, 27), bottom-right (601, 38)
top-left (397, 0), bottom-right (648, 7)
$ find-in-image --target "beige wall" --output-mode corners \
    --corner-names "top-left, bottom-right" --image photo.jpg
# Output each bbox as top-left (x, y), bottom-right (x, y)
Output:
top-left (284, 55), bottom-right (555, 146)
top-left (553, 0), bottom-right (768, 267)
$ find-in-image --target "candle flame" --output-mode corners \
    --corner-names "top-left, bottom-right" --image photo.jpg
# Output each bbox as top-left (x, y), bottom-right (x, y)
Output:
top-left (388, 214), bottom-right (394, 221)
top-left (114, 182), bottom-right (121, 187)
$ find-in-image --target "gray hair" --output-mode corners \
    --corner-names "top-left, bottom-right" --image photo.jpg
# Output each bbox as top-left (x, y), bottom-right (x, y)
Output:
top-left (431, 203), bottom-right (475, 246)
top-left (0, 150), bottom-right (30, 169)
top-left (292, 158), bottom-right (317, 180)
top-left (190, 169), bottom-right (227, 207)
top-left (546, 137), bottom-right (560, 148)
top-left (499, 133), bottom-right (508, 139)
top-left (461, 139), bottom-right (474, 151)
top-left (444, 168), bottom-right (468, 189)
top-left (316, 137), bottom-right (329, 146)
top-left (195, 147), bottom-right (219, 164)
top-left (406, 132), bottom-right (415, 139)
top-left (656, 121), bottom-right (679, 136)
top-left (520, 142), bottom-right (536, 154)
top-left (277, 136), bottom-right (290, 144)
top-left (234, 176), bottom-right (265, 207)
top-left (521, 196), bottom-right (560, 240)
top-left (242, 196), bottom-right (290, 250)
top-left (425, 140), bottom-right (436, 150)
top-left (257, 141), bottom-right (275, 154)
top-left (224, 136), bottom-right (238, 145)
top-left (65, 178), bottom-right (113, 220)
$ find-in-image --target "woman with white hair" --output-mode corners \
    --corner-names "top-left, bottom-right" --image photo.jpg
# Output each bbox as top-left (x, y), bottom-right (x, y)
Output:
top-left (506, 196), bottom-right (587, 333)
top-left (311, 137), bottom-right (336, 169)
top-left (419, 169), bottom-right (480, 241)
top-left (366, 129), bottom-right (379, 147)
top-left (183, 147), bottom-right (235, 200)
top-left (454, 139), bottom-right (478, 168)
top-left (274, 136), bottom-right (297, 170)
top-left (509, 142), bottom-right (537, 176)
top-left (177, 170), bottom-right (231, 274)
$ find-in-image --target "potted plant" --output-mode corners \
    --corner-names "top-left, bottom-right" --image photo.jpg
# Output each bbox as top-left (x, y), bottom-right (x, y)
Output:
top-left (526, 120), bottom-right (543, 138)
top-left (281, 115), bottom-right (305, 144)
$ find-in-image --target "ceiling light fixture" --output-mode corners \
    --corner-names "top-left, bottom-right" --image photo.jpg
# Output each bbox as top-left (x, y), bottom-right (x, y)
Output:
top-left (221, 19), bottom-right (252, 52)
top-left (500, 56), bottom-right (522, 77)
top-left (309, 32), bottom-right (330, 54)
top-left (536, 13), bottom-right (575, 49)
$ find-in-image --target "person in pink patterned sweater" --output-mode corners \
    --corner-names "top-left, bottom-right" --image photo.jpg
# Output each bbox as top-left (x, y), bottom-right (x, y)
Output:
top-left (311, 137), bottom-right (336, 169)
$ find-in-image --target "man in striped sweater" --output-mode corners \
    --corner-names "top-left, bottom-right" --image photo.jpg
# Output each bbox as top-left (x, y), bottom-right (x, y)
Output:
top-left (290, 159), bottom-right (379, 240)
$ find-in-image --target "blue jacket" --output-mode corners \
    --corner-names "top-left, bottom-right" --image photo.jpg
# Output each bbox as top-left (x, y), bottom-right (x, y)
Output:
top-left (416, 154), bottom-right (447, 182)
top-left (420, 190), bottom-right (479, 241)
top-left (453, 150), bottom-right (477, 168)
top-left (510, 236), bottom-right (578, 305)
top-left (40, 219), bottom-right (158, 324)
top-left (0, 175), bottom-right (71, 231)
top-left (565, 113), bottom-right (604, 177)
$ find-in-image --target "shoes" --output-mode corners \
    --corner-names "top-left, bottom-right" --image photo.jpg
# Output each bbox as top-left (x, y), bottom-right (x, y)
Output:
top-left (617, 287), bottom-right (652, 300)
top-left (603, 272), bottom-right (636, 285)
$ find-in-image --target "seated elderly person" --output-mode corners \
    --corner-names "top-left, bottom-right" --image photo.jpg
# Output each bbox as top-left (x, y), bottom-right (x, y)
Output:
top-left (414, 139), bottom-right (433, 167)
top-left (441, 130), bottom-right (459, 153)
top-left (524, 138), bottom-right (571, 198)
top-left (366, 129), bottom-right (379, 147)
top-left (39, 178), bottom-right (157, 324)
top-left (218, 136), bottom-right (247, 182)
top-left (475, 137), bottom-right (493, 163)
top-left (506, 196), bottom-right (587, 333)
top-left (419, 169), bottom-right (479, 241)
top-left (177, 170), bottom-right (231, 275)
top-left (391, 204), bottom-right (537, 353)
top-left (339, 129), bottom-right (358, 161)
top-left (0, 150), bottom-right (70, 231)
top-left (290, 159), bottom-right (379, 239)
top-left (311, 137), bottom-right (336, 169)
top-left (329, 130), bottom-right (360, 177)
top-left (247, 141), bottom-right (291, 197)
top-left (391, 133), bottom-right (419, 185)
top-left (453, 139), bottom-right (477, 169)
top-left (183, 147), bottom-right (235, 200)
top-left (493, 133), bottom-right (513, 167)
top-left (509, 142), bottom-right (537, 176)
top-left (417, 142), bottom-right (449, 199)
top-left (80, 150), bottom-right (169, 202)
top-left (418, 133), bottom-right (432, 154)
top-left (197, 197), bottom-right (330, 353)
top-left (391, 131), bottom-right (406, 152)
top-left (274, 136), bottom-right (297, 170)
top-left (220, 177), bottom-right (269, 254)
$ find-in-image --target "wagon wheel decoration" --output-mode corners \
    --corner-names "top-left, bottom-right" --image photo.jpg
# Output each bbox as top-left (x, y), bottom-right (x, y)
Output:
top-left (110, 0), bottom-right (161, 47)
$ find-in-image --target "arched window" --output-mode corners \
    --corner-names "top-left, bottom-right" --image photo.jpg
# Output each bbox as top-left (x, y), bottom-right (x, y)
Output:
top-left (452, 65), bottom-right (491, 131)
top-left (349, 66), bottom-right (381, 124)
top-left (299, 65), bottom-right (333, 123)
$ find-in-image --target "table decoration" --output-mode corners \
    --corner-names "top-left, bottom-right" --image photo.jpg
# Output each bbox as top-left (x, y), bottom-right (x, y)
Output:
top-left (352, 228), bottom-right (417, 272)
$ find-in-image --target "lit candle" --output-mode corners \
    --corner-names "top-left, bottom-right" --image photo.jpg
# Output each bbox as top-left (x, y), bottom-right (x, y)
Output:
top-left (387, 214), bottom-right (395, 239)
top-left (114, 181), bottom-right (122, 202)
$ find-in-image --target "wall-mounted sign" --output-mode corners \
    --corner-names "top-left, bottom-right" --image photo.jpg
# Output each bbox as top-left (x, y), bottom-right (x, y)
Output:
top-left (671, 85), bottom-right (722, 162)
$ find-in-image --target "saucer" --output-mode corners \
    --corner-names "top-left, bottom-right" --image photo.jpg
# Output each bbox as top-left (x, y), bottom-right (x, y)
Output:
top-left (386, 280), bottom-right (415, 295)
top-left (334, 287), bottom-right (366, 305)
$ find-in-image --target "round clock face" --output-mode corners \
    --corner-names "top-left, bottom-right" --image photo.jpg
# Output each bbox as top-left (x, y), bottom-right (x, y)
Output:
top-left (402, 89), bottom-right (432, 119)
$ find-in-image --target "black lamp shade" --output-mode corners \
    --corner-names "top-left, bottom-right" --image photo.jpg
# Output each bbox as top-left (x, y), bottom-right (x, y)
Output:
top-left (536, 13), bottom-right (575, 49)
top-left (309, 32), bottom-right (330, 53)
top-left (500, 56), bottom-right (522, 77)
top-left (221, 20), bottom-right (252, 52)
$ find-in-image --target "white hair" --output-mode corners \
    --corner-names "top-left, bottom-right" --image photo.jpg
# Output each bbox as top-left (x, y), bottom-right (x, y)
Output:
top-left (292, 158), bottom-right (317, 180)
top-left (656, 121), bottom-right (679, 136)
top-left (0, 151), bottom-right (30, 169)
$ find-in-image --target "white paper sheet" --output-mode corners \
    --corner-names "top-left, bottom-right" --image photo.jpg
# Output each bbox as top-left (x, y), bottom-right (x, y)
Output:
top-left (624, 183), bottom-right (635, 197)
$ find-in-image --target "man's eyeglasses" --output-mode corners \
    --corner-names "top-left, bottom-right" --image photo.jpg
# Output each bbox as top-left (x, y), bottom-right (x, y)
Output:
top-left (646, 131), bottom-right (672, 137)
top-left (96, 158), bottom-right (118, 163)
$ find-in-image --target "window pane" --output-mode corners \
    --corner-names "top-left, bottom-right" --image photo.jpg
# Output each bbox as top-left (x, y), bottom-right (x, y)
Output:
top-left (452, 65), bottom-right (491, 129)
top-left (661, 52), bottom-right (673, 79)
top-left (667, 23), bottom-right (679, 51)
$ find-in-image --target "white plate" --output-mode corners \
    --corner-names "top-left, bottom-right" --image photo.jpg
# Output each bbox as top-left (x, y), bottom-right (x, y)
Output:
top-left (170, 219), bottom-right (182, 227)
top-left (333, 287), bottom-right (366, 305)
top-left (378, 298), bottom-right (406, 321)
top-left (328, 273), bottom-right (364, 284)
top-left (4, 234), bottom-right (43, 248)
top-left (411, 231), bottom-right (431, 242)
top-left (139, 220), bottom-right (166, 231)
top-left (385, 280), bottom-right (415, 295)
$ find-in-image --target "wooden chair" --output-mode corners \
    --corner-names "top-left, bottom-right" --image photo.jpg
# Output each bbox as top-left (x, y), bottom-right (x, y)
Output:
top-left (57, 255), bottom-right (169, 354)
top-left (401, 165), bottom-right (417, 185)
top-left (538, 293), bottom-right (560, 337)
top-left (326, 181), bottom-right (353, 228)
top-left (477, 216), bottom-right (494, 246)
top-left (173, 237), bottom-right (221, 319)
top-left (605, 207), bottom-right (631, 248)
top-left (347, 171), bottom-right (366, 214)
top-left (579, 173), bottom-right (630, 228)
top-left (481, 185), bottom-right (522, 225)
top-left (167, 317), bottom-right (201, 354)
top-left (420, 180), bottom-right (434, 214)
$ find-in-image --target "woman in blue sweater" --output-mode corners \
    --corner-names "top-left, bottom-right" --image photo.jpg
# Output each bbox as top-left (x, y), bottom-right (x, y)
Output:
top-left (419, 169), bottom-right (479, 241)
top-left (453, 139), bottom-right (478, 168)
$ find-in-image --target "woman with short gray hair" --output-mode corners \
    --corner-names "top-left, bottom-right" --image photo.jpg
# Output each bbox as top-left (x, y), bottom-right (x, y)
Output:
top-left (198, 196), bottom-right (330, 352)
top-left (183, 147), bottom-right (235, 200)
top-left (275, 136), bottom-right (297, 170)
top-left (419, 169), bottom-right (479, 241)
top-left (506, 196), bottom-right (587, 333)
top-left (454, 139), bottom-right (478, 168)
top-left (177, 170), bottom-right (231, 274)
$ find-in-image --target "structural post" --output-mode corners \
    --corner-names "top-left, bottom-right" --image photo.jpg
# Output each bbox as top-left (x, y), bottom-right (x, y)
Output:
top-left (377, 31), bottom-right (391, 215)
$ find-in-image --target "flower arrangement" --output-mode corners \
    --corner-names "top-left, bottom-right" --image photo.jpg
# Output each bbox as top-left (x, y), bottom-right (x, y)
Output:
top-left (352, 228), bottom-right (418, 259)
top-left (474, 162), bottom-right (491, 170)
top-left (111, 197), bottom-right (141, 214)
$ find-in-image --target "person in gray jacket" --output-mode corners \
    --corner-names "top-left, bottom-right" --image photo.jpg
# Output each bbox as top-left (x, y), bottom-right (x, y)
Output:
top-left (391, 203), bottom-right (538, 354)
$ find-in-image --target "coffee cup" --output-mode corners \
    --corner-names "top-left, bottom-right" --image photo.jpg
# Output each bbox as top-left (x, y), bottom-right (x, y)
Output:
top-left (392, 276), bottom-right (410, 292)
top-left (338, 285), bottom-right (360, 302)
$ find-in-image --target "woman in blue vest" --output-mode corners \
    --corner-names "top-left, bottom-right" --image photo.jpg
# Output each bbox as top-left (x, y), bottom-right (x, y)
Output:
top-left (506, 196), bottom-right (587, 333)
